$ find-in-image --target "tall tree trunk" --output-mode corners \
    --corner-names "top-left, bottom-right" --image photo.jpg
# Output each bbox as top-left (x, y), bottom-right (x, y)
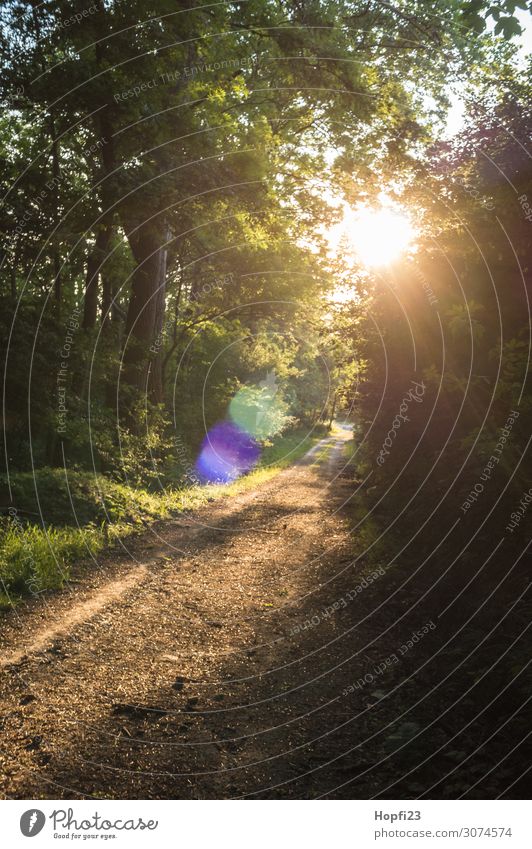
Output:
top-left (53, 251), bottom-right (61, 307)
top-left (149, 236), bottom-right (168, 403)
top-left (82, 224), bottom-right (112, 329)
top-left (32, 6), bottom-right (62, 309)
top-left (328, 393), bottom-right (337, 429)
top-left (10, 241), bottom-right (19, 298)
top-left (82, 248), bottom-right (100, 329)
top-left (50, 116), bottom-right (62, 309)
top-left (101, 270), bottom-right (112, 329)
top-left (123, 222), bottom-right (168, 403)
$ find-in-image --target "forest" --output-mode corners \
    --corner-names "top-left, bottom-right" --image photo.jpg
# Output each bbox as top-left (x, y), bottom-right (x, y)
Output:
top-left (0, 0), bottom-right (531, 803)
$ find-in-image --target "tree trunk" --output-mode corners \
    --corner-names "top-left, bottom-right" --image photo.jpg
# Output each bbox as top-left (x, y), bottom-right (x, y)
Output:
top-left (53, 251), bottom-right (61, 307)
top-left (82, 249), bottom-right (100, 329)
top-left (328, 394), bottom-right (337, 429)
top-left (123, 222), bottom-right (168, 402)
top-left (82, 224), bottom-right (112, 329)
top-left (148, 239), bottom-right (168, 403)
top-left (50, 116), bottom-right (62, 308)
top-left (10, 242), bottom-right (19, 298)
top-left (101, 272), bottom-right (112, 329)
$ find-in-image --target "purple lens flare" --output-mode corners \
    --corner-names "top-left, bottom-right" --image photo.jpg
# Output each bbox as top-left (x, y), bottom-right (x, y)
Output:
top-left (195, 421), bottom-right (261, 483)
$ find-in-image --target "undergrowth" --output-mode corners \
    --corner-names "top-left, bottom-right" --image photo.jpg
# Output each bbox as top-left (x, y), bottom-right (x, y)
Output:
top-left (0, 427), bottom-right (325, 608)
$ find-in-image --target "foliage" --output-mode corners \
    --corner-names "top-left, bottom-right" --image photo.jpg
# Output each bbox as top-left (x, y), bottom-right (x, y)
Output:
top-left (338, 62), bottom-right (532, 575)
top-left (0, 0), bottom-right (528, 599)
top-left (0, 426), bottom-right (321, 604)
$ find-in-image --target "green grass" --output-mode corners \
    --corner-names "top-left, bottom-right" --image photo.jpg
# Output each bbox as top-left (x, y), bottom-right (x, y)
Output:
top-left (0, 427), bottom-right (325, 608)
top-left (0, 524), bottom-right (102, 609)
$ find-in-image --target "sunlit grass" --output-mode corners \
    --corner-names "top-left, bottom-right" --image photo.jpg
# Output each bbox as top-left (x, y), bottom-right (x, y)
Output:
top-left (0, 427), bottom-right (325, 608)
top-left (0, 524), bottom-right (103, 610)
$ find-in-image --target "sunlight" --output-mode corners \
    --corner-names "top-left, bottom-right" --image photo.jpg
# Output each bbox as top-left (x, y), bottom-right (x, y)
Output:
top-left (330, 201), bottom-right (417, 268)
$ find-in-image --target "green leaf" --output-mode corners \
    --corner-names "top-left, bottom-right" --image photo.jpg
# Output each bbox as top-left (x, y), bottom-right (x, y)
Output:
top-left (467, 12), bottom-right (488, 31)
top-left (494, 15), bottom-right (523, 37)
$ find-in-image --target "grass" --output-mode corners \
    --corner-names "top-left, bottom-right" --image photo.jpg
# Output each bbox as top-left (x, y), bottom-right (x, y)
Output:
top-left (0, 426), bottom-right (326, 608)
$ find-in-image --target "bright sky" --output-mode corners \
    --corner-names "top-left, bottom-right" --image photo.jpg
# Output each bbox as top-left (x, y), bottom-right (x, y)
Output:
top-left (444, 8), bottom-right (532, 137)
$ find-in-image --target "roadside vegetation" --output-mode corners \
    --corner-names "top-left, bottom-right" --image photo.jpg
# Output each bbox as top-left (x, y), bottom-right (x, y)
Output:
top-left (0, 427), bottom-right (325, 608)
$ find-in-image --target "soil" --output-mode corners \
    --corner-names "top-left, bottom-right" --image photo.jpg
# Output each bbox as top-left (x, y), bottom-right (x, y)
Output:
top-left (0, 434), bottom-right (530, 799)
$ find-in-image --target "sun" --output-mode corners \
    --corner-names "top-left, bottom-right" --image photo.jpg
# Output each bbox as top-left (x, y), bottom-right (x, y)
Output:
top-left (331, 202), bottom-right (417, 268)
top-left (349, 206), bottom-right (415, 266)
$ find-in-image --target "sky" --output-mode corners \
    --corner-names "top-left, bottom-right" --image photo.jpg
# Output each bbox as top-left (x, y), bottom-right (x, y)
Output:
top-left (515, 7), bottom-right (532, 57)
top-left (444, 7), bottom-right (532, 137)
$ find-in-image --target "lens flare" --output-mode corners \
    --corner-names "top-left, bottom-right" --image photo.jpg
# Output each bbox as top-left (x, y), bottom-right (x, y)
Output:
top-left (229, 370), bottom-right (285, 439)
top-left (195, 421), bottom-right (261, 484)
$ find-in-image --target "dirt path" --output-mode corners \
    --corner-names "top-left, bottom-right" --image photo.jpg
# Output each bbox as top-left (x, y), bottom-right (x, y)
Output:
top-left (0, 433), bottom-right (369, 799)
top-left (1, 434), bottom-right (525, 800)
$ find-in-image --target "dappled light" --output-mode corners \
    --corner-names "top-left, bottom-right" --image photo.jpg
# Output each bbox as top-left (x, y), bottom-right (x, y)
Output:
top-left (0, 0), bottom-right (531, 817)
